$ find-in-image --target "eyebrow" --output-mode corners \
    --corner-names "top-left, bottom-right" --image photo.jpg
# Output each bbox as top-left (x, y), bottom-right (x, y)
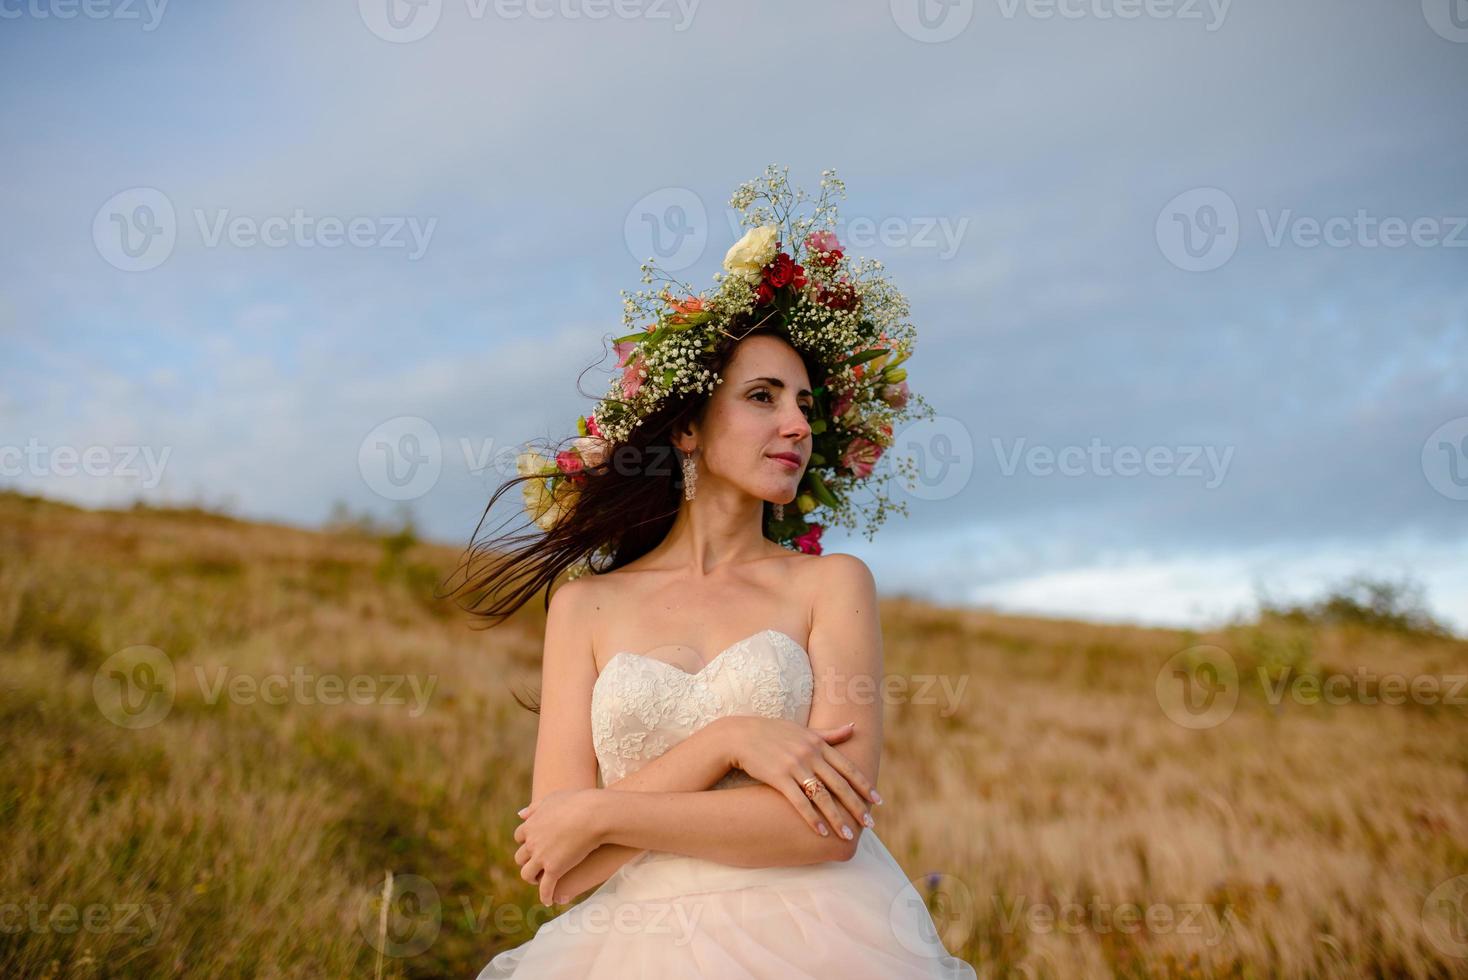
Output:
top-left (745, 376), bottom-right (813, 400)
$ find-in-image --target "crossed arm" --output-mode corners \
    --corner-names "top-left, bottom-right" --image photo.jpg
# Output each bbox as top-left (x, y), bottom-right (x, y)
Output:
top-left (521, 554), bottom-right (883, 901)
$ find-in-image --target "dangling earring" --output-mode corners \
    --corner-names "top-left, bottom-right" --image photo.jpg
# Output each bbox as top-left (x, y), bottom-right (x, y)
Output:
top-left (680, 449), bottom-right (698, 500)
top-left (773, 503), bottom-right (784, 520)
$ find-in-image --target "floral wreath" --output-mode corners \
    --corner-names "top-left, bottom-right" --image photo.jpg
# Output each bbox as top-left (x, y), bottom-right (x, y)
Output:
top-left (517, 165), bottom-right (934, 569)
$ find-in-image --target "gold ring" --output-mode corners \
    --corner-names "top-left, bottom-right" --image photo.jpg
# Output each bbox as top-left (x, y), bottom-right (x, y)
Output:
top-left (800, 776), bottom-right (825, 800)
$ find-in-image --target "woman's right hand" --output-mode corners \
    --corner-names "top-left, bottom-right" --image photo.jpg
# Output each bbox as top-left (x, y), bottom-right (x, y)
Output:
top-left (717, 715), bottom-right (879, 839)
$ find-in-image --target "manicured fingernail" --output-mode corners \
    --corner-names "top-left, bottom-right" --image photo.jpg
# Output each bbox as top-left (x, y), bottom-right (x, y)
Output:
top-left (841, 825), bottom-right (854, 840)
top-left (818, 822), bottom-right (829, 836)
top-left (862, 813), bottom-right (874, 828)
top-left (871, 790), bottom-right (883, 805)
top-left (518, 807), bottom-right (528, 817)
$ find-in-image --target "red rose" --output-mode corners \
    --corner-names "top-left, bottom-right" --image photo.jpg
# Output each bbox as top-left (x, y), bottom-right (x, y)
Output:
top-left (755, 280), bottom-right (774, 305)
top-left (792, 263), bottom-right (807, 289)
top-left (764, 251), bottom-right (795, 288)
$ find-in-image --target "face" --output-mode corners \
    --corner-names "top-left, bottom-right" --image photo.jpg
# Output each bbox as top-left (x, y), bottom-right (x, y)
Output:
top-left (683, 334), bottom-right (814, 504)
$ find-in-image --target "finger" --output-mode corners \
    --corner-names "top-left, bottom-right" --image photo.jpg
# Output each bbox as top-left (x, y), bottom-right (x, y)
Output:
top-left (818, 722), bottom-right (856, 743)
top-left (781, 778), bottom-right (832, 836)
top-left (814, 756), bottom-right (871, 833)
top-left (518, 802), bottom-right (537, 818)
top-left (514, 843), bottom-right (530, 867)
top-left (541, 870), bottom-right (565, 908)
top-left (798, 770), bottom-right (849, 841)
top-left (520, 857), bottom-right (544, 886)
top-left (513, 823), bottom-right (526, 844)
top-left (822, 744), bottom-right (880, 807)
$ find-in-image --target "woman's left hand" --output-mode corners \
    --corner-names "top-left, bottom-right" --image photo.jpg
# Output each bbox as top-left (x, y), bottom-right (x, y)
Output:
top-left (512, 788), bottom-right (605, 907)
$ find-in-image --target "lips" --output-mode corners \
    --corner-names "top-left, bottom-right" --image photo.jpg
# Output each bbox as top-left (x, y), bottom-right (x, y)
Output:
top-left (767, 452), bottom-right (802, 470)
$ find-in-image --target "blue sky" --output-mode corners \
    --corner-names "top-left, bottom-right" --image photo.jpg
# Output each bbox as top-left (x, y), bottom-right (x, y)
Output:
top-left (2, 0), bottom-right (1466, 632)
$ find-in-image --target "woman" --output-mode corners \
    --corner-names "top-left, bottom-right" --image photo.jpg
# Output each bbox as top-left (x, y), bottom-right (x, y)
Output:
top-left (459, 167), bottom-right (976, 978)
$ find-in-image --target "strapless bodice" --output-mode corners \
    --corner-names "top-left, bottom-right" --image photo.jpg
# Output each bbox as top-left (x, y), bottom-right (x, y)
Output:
top-left (589, 628), bottom-right (814, 788)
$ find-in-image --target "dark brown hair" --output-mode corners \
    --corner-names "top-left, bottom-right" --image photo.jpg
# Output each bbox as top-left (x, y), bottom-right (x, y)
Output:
top-left (443, 321), bottom-right (826, 710)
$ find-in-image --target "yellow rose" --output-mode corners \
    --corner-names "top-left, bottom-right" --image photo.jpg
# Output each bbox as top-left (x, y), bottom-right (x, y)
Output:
top-left (516, 450), bottom-right (550, 477)
top-left (722, 224), bottom-right (779, 283)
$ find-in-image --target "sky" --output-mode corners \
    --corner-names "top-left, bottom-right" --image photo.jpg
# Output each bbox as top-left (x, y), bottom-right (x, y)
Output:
top-left (2, 0), bottom-right (1466, 633)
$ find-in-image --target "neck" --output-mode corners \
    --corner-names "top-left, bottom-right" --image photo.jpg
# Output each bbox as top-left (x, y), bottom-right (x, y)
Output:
top-left (654, 478), bottom-right (773, 577)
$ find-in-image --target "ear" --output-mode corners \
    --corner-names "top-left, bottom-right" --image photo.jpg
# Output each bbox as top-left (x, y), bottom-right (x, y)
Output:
top-left (671, 418), bottom-right (699, 455)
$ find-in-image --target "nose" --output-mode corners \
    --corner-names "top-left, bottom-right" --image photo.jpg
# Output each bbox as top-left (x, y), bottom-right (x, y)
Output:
top-left (782, 404), bottom-right (812, 441)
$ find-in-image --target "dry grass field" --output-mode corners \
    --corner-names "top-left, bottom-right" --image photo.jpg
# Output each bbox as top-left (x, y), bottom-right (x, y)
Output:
top-left (2, 488), bottom-right (1465, 979)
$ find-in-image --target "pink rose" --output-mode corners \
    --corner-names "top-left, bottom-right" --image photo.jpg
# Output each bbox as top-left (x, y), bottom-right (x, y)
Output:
top-left (840, 437), bottom-right (883, 479)
top-left (805, 231), bottom-right (843, 266)
top-left (556, 449), bottom-right (587, 486)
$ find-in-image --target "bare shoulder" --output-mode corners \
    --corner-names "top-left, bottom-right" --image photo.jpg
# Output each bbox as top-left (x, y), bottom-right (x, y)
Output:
top-left (547, 572), bottom-right (606, 632)
top-left (804, 552), bottom-right (878, 599)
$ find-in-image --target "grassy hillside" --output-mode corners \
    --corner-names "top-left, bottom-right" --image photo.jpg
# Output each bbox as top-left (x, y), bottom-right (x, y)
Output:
top-left (1, 489), bottom-right (1465, 978)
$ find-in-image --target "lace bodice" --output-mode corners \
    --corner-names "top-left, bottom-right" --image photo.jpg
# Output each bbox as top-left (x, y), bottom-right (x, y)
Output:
top-left (590, 628), bottom-right (814, 788)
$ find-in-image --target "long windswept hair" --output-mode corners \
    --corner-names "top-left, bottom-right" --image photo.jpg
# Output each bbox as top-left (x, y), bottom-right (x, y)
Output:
top-left (441, 321), bottom-right (826, 711)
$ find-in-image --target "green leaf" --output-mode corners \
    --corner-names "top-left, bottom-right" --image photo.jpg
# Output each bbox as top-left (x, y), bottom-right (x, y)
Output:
top-left (839, 348), bottom-right (889, 369)
top-left (805, 470), bottom-right (841, 509)
top-left (809, 418), bottom-right (827, 436)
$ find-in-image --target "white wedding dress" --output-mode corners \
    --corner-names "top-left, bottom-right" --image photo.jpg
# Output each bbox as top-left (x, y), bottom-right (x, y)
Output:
top-left (476, 628), bottom-right (977, 978)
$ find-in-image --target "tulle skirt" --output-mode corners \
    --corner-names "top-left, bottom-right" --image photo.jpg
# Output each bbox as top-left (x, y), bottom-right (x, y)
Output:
top-left (475, 831), bottom-right (977, 978)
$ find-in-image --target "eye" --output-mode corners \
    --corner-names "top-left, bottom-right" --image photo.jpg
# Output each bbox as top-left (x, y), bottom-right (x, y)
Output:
top-left (750, 388), bottom-right (814, 420)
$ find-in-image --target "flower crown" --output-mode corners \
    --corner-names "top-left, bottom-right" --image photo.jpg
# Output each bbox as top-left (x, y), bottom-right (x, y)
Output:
top-left (518, 165), bottom-right (934, 561)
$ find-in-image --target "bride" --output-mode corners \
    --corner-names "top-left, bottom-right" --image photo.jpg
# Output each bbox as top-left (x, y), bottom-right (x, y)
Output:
top-left (459, 168), bottom-right (977, 978)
